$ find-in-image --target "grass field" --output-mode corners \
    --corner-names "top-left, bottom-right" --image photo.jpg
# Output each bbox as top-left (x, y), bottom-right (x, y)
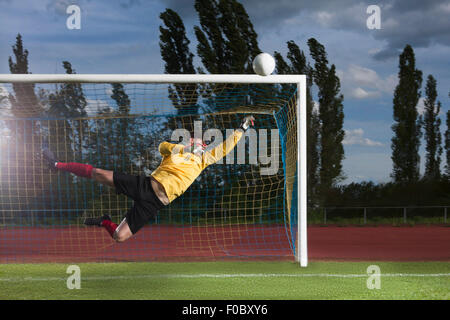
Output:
top-left (0, 261), bottom-right (449, 300)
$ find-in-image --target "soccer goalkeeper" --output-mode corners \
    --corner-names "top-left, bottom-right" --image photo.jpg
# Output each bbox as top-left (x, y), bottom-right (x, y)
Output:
top-left (42, 116), bottom-right (254, 243)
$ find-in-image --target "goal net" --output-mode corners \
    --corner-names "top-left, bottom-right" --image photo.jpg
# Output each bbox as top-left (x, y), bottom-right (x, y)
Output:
top-left (0, 74), bottom-right (307, 266)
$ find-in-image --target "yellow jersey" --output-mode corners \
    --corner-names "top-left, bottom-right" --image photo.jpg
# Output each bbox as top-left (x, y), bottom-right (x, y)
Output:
top-left (151, 129), bottom-right (244, 202)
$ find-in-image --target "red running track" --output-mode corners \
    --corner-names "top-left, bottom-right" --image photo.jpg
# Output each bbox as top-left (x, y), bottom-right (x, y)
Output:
top-left (309, 226), bottom-right (450, 262)
top-left (0, 225), bottom-right (449, 263)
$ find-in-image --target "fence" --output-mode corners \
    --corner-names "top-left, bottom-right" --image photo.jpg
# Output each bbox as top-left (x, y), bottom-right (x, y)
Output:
top-left (2, 206), bottom-right (449, 227)
top-left (311, 206), bottom-right (449, 224)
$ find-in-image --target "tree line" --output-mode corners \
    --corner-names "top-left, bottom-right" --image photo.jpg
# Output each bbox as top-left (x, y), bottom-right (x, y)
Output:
top-left (158, 1), bottom-right (345, 207)
top-left (158, 0), bottom-right (450, 208)
top-left (2, 34), bottom-right (161, 217)
top-left (2, 0), bottom-right (450, 216)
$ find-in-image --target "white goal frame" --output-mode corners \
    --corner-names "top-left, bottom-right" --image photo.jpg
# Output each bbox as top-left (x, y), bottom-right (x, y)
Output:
top-left (0, 73), bottom-right (308, 267)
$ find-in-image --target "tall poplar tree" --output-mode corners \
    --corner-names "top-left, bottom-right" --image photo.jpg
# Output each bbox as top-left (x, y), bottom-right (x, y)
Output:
top-left (45, 61), bottom-right (87, 170)
top-left (193, 0), bottom-right (271, 115)
top-left (7, 34), bottom-right (43, 193)
top-left (8, 34), bottom-right (41, 117)
top-left (110, 83), bottom-right (132, 170)
top-left (423, 75), bottom-right (442, 180)
top-left (192, 0), bottom-right (264, 192)
top-left (391, 45), bottom-right (423, 183)
top-left (159, 8), bottom-right (198, 132)
top-left (194, 0), bottom-right (260, 75)
top-left (307, 38), bottom-right (345, 196)
top-left (61, 61), bottom-right (87, 159)
top-left (6, 34), bottom-right (48, 214)
top-left (274, 41), bottom-right (321, 202)
top-left (8, 34), bottom-right (42, 148)
top-left (445, 110), bottom-right (450, 177)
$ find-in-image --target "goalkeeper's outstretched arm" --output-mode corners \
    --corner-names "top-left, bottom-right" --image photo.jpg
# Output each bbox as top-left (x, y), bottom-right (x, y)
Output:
top-left (203, 115), bottom-right (255, 166)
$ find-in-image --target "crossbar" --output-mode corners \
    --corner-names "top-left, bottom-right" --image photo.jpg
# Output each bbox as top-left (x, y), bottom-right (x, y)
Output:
top-left (0, 74), bottom-right (305, 84)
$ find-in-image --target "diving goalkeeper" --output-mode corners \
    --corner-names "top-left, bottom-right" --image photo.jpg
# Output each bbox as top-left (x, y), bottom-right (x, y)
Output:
top-left (42, 116), bottom-right (254, 243)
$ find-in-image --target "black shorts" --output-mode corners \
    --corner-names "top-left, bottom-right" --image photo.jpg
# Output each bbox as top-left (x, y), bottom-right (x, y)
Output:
top-left (113, 172), bottom-right (165, 234)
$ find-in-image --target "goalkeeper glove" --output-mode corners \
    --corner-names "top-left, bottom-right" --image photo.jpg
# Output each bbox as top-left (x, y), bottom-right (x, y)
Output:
top-left (184, 138), bottom-right (206, 155)
top-left (240, 115), bottom-right (255, 132)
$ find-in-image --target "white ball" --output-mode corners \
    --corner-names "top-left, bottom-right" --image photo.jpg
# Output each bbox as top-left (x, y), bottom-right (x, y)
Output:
top-left (252, 53), bottom-right (275, 76)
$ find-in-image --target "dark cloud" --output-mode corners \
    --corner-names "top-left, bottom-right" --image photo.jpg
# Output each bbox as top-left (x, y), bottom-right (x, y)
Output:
top-left (120, 0), bottom-right (141, 9)
top-left (159, 0), bottom-right (450, 61)
top-left (240, 0), bottom-right (358, 25)
top-left (370, 0), bottom-right (450, 60)
top-left (372, 48), bottom-right (401, 61)
top-left (46, 0), bottom-right (74, 16)
top-left (389, 0), bottom-right (443, 13)
top-left (45, 0), bottom-right (140, 17)
top-left (159, 0), bottom-right (197, 19)
top-left (160, 0), bottom-right (356, 24)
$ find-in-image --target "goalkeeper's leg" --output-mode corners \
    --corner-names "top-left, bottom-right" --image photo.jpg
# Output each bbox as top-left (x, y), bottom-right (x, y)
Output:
top-left (84, 202), bottom-right (154, 243)
top-left (114, 218), bottom-right (133, 242)
top-left (42, 147), bottom-right (114, 187)
top-left (43, 149), bottom-right (161, 242)
top-left (84, 215), bottom-right (132, 242)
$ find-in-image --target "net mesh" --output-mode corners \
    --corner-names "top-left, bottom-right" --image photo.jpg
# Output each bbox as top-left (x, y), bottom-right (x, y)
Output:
top-left (0, 81), bottom-right (298, 263)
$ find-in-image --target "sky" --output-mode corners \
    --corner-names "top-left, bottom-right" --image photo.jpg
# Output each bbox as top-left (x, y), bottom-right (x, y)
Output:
top-left (0, 0), bottom-right (449, 184)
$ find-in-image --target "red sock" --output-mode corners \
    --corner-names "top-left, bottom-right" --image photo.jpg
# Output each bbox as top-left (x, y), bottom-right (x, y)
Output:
top-left (101, 220), bottom-right (118, 238)
top-left (56, 162), bottom-right (94, 178)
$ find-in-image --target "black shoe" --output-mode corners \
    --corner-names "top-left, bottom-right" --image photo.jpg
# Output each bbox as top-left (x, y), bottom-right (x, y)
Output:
top-left (84, 214), bottom-right (111, 227)
top-left (42, 148), bottom-right (57, 170)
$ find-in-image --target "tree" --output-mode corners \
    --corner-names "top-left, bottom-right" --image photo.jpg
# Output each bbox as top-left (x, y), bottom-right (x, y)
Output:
top-left (3, 35), bottom-right (57, 217)
top-left (193, 0), bottom-right (264, 112)
top-left (109, 83), bottom-right (149, 173)
top-left (6, 34), bottom-right (44, 196)
top-left (307, 38), bottom-right (345, 198)
top-left (159, 8), bottom-right (199, 132)
top-left (7, 34), bottom-right (42, 148)
top-left (187, 0), bottom-right (270, 196)
top-left (8, 34), bottom-right (41, 117)
top-left (391, 45), bottom-right (423, 183)
top-left (60, 61), bottom-right (87, 159)
top-left (111, 83), bottom-right (131, 115)
top-left (42, 61), bottom-right (89, 211)
top-left (445, 111), bottom-right (450, 177)
top-left (286, 41), bottom-right (321, 200)
top-left (274, 41), bottom-right (321, 203)
top-left (111, 83), bottom-right (131, 170)
top-left (423, 75), bottom-right (442, 180)
top-left (41, 60), bottom-right (89, 209)
top-left (194, 0), bottom-right (260, 75)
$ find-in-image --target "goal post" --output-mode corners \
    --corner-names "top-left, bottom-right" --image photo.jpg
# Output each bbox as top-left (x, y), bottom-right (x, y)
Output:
top-left (297, 77), bottom-right (307, 267)
top-left (0, 74), bottom-right (307, 266)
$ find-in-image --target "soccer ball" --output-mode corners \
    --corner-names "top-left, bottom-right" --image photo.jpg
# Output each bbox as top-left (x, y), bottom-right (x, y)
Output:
top-left (252, 53), bottom-right (275, 76)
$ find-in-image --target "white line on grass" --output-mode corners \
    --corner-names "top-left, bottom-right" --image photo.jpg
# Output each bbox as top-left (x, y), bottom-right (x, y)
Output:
top-left (0, 273), bottom-right (449, 282)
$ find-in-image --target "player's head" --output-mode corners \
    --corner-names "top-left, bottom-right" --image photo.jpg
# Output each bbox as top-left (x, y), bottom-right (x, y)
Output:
top-left (188, 137), bottom-right (206, 155)
top-left (190, 137), bottom-right (205, 146)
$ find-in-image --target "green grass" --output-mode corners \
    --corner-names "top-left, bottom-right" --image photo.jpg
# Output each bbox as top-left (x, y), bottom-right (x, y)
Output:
top-left (0, 261), bottom-right (449, 300)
